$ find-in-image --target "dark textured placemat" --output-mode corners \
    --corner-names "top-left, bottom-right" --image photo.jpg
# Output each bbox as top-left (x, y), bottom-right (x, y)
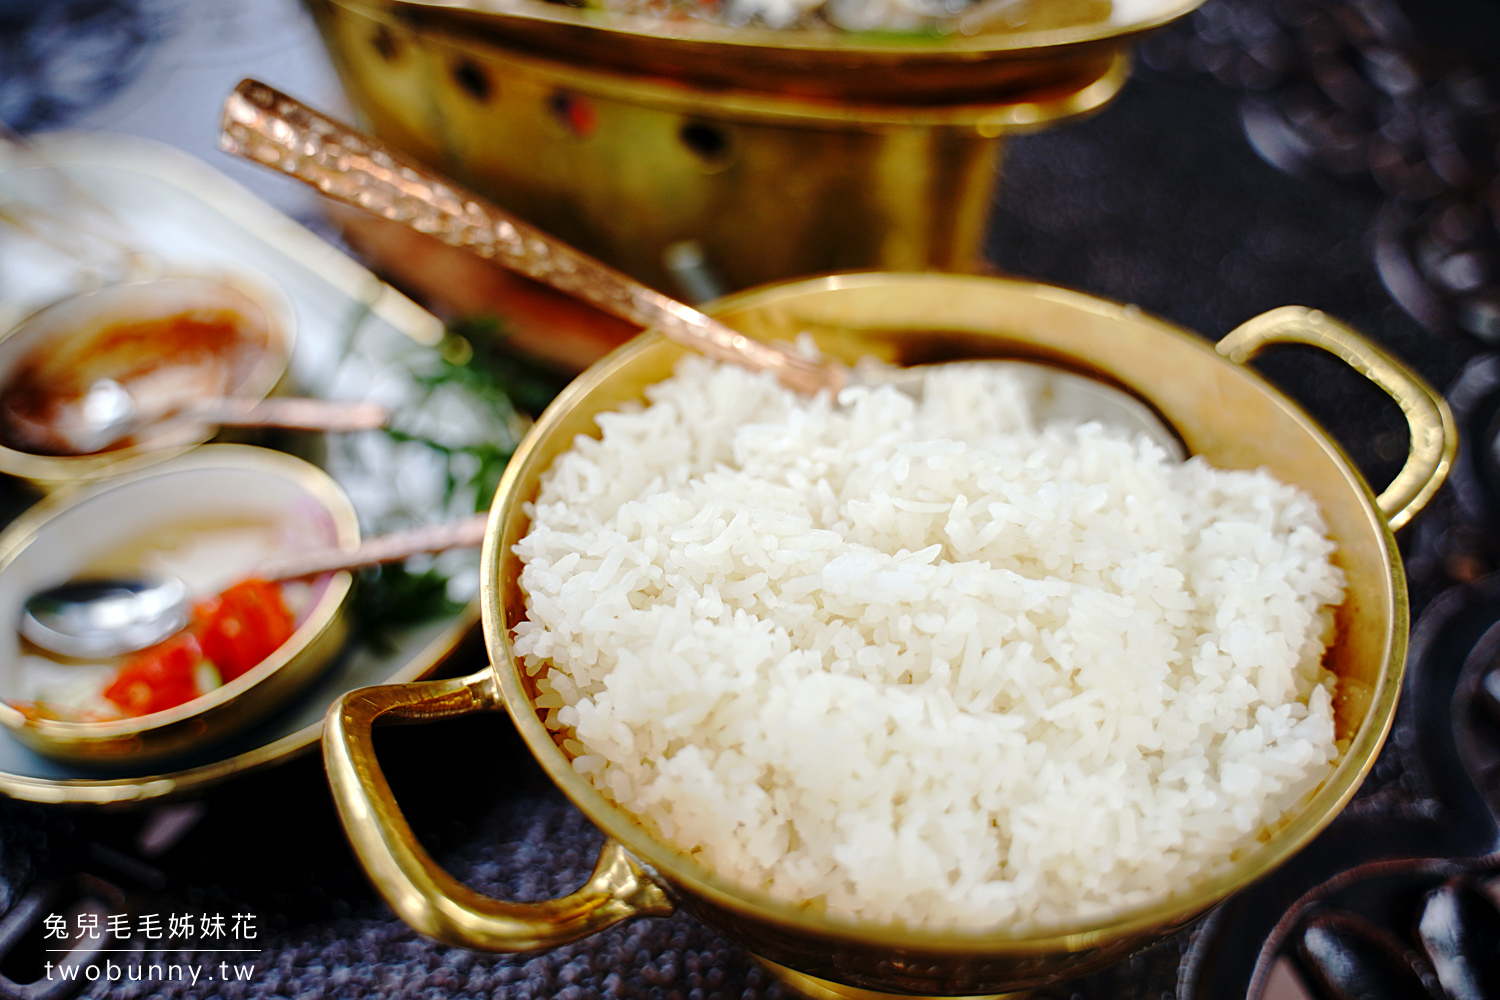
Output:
top-left (988, 64), bottom-right (1470, 494)
top-left (75, 706), bottom-right (794, 1000)
top-left (2, 1), bottom-right (1496, 997)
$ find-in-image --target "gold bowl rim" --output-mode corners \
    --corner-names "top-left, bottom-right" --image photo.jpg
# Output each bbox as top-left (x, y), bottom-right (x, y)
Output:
top-left (385, 20), bottom-right (1137, 128)
top-left (374, 0), bottom-right (1202, 56)
top-left (480, 271), bottom-right (1405, 954)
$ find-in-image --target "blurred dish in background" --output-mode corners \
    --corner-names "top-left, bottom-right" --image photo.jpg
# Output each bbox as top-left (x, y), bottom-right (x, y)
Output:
top-left (0, 285), bottom-right (278, 455)
top-left (339, 0), bottom-right (1201, 94)
top-left (0, 273), bottom-right (295, 481)
top-left (467, 0), bottom-right (1177, 33)
top-left (0, 130), bottom-right (556, 804)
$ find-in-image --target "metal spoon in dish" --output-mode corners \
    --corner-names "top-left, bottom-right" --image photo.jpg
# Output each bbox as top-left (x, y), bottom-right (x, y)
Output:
top-left (21, 576), bottom-right (193, 660)
top-left (219, 80), bottom-right (1185, 461)
top-left (20, 513), bottom-right (487, 659)
top-left (8, 377), bottom-right (392, 456)
top-left (8, 378), bottom-right (392, 457)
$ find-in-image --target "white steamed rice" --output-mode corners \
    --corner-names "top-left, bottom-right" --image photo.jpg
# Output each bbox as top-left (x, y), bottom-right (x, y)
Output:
top-left (512, 357), bottom-right (1345, 929)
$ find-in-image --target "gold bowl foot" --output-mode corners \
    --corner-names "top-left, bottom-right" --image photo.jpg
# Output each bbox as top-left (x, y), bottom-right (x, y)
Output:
top-left (755, 957), bottom-right (1027, 1000)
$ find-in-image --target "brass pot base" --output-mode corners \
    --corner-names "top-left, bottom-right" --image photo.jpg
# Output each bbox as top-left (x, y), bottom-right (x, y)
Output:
top-left (307, 0), bottom-right (1134, 294)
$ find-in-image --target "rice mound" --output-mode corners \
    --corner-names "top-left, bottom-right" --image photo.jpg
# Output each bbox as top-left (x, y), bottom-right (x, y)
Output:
top-left (513, 357), bottom-right (1345, 929)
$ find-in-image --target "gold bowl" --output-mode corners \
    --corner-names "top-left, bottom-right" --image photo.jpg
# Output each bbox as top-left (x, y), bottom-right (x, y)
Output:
top-left (0, 445), bottom-right (358, 767)
top-left (0, 273), bottom-right (295, 489)
top-left (325, 273), bottom-right (1453, 996)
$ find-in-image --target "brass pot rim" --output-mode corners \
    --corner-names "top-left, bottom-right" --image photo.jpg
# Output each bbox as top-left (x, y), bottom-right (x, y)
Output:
top-left (354, 0), bottom-right (1200, 57)
top-left (479, 271), bottom-right (1409, 954)
top-left (0, 444), bottom-right (359, 757)
top-left (384, 18), bottom-right (1134, 129)
top-left (323, 0), bottom-right (1208, 113)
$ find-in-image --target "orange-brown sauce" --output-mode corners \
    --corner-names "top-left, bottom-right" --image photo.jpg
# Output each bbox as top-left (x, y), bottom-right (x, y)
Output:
top-left (0, 308), bottom-right (266, 455)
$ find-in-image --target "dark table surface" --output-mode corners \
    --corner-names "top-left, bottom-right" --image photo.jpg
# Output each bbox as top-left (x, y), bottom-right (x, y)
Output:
top-left (3, 1), bottom-right (1500, 997)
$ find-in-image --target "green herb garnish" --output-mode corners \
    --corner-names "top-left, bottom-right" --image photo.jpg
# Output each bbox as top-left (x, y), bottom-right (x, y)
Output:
top-left (346, 314), bottom-right (570, 640)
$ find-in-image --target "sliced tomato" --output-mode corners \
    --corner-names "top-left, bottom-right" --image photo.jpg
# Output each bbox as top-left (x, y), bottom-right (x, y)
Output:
top-left (102, 632), bottom-right (202, 717)
top-left (193, 578), bottom-right (294, 682)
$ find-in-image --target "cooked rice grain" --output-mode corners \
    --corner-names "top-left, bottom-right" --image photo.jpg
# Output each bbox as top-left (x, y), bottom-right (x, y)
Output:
top-left (513, 358), bottom-right (1344, 928)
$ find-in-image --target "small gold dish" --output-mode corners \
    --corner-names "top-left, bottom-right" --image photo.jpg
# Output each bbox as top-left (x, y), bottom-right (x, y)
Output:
top-left (0, 445), bottom-right (358, 767)
top-left (0, 274), bottom-right (295, 488)
top-left (325, 274), bottom-right (1453, 997)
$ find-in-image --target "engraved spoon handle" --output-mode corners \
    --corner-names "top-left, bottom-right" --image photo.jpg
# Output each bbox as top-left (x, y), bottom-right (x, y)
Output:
top-left (219, 79), bottom-right (838, 396)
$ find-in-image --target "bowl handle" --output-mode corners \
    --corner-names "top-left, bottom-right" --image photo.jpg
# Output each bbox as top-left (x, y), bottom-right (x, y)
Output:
top-left (1216, 306), bottom-right (1456, 532)
top-left (323, 669), bottom-right (674, 950)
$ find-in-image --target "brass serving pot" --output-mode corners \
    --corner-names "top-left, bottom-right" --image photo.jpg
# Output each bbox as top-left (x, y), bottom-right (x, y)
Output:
top-left (306, 0), bottom-right (1202, 292)
top-left (325, 273), bottom-right (1453, 996)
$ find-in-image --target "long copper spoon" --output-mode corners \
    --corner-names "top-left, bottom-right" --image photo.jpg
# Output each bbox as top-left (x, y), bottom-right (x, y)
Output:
top-left (218, 79), bottom-right (1182, 457)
